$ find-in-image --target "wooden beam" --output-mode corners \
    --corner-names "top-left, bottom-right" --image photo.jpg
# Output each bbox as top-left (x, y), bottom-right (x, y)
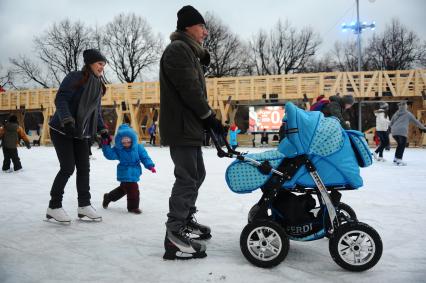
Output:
top-left (365, 71), bottom-right (378, 96)
top-left (383, 72), bottom-right (397, 96)
top-left (400, 70), bottom-right (414, 97)
top-left (347, 73), bottom-right (360, 97)
top-left (331, 73), bottom-right (342, 96)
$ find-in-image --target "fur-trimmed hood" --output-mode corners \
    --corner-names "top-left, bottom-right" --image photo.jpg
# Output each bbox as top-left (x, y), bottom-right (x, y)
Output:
top-left (114, 124), bottom-right (138, 150)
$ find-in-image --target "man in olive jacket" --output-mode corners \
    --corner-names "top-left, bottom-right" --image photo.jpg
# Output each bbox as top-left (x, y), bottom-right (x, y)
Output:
top-left (160, 5), bottom-right (223, 260)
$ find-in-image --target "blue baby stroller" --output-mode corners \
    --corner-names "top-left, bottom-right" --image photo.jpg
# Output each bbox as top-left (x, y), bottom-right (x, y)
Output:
top-left (210, 102), bottom-right (382, 271)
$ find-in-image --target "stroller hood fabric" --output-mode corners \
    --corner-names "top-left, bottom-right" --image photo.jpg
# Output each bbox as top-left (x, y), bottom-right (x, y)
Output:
top-left (225, 102), bottom-right (365, 194)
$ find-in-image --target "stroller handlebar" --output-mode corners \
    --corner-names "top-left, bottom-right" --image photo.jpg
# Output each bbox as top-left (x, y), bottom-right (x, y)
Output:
top-left (209, 128), bottom-right (285, 177)
top-left (209, 128), bottom-right (243, 158)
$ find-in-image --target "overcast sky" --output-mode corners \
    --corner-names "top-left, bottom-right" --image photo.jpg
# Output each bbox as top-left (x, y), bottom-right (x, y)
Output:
top-left (1, 0), bottom-right (425, 80)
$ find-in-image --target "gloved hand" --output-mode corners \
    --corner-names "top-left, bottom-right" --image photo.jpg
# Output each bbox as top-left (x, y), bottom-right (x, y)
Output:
top-left (63, 121), bottom-right (76, 138)
top-left (421, 128), bottom-right (426, 133)
top-left (99, 128), bottom-right (109, 139)
top-left (101, 135), bottom-right (112, 146)
top-left (202, 113), bottom-right (224, 134)
top-left (25, 141), bottom-right (31, 149)
top-left (149, 167), bottom-right (156, 173)
top-left (258, 160), bottom-right (272, 175)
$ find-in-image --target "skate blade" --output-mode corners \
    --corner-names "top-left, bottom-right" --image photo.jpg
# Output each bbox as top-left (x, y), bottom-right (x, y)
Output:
top-left (163, 250), bottom-right (207, 260)
top-left (45, 214), bottom-right (71, 225)
top-left (77, 214), bottom-right (102, 222)
top-left (190, 233), bottom-right (212, 241)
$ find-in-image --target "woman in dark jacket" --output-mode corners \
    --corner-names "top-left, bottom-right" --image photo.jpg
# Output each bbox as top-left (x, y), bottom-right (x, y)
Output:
top-left (46, 49), bottom-right (109, 223)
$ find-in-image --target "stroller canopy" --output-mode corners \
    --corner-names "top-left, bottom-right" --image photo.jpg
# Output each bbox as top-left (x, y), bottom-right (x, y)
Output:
top-left (225, 102), bottom-right (365, 194)
top-left (278, 102), bottom-right (363, 189)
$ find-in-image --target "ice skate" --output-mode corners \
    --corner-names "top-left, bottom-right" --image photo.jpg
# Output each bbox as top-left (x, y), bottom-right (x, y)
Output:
top-left (46, 207), bottom-right (71, 224)
top-left (129, 208), bottom-right (142, 214)
top-left (393, 159), bottom-right (407, 166)
top-left (163, 228), bottom-right (207, 260)
top-left (373, 152), bottom-right (384, 161)
top-left (78, 205), bottom-right (102, 221)
top-left (102, 193), bottom-right (110, 209)
top-left (186, 215), bottom-right (212, 240)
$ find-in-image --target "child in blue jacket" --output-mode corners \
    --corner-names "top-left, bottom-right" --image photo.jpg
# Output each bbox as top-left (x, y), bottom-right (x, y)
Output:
top-left (229, 124), bottom-right (241, 150)
top-left (101, 124), bottom-right (156, 214)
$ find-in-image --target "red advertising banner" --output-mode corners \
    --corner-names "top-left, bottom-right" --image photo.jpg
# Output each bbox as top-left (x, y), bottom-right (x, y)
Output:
top-left (248, 106), bottom-right (285, 132)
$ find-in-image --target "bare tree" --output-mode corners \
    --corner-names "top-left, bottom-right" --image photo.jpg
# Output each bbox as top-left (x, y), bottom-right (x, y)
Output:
top-left (300, 54), bottom-right (335, 73)
top-left (10, 19), bottom-right (93, 87)
top-left (331, 40), bottom-right (370, 71)
top-left (92, 25), bottom-right (112, 84)
top-left (250, 30), bottom-right (273, 75)
top-left (103, 13), bottom-right (163, 83)
top-left (34, 19), bottom-right (93, 84)
top-left (366, 18), bottom-right (424, 70)
top-left (0, 64), bottom-right (17, 89)
top-left (9, 56), bottom-right (51, 88)
top-left (420, 41), bottom-right (426, 68)
top-left (203, 12), bottom-right (250, 77)
top-left (250, 20), bottom-right (321, 75)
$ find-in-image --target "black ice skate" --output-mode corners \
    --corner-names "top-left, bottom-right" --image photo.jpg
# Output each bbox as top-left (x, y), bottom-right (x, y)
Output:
top-left (186, 215), bottom-right (212, 240)
top-left (163, 228), bottom-right (207, 260)
top-left (102, 193), bottom-right (110, 209)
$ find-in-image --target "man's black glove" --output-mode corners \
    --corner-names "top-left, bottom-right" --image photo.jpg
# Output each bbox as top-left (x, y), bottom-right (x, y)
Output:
top-left (258, 160), bottom-right (272, 175)
top-left (421, 128), bottom-right (426, 133)
top-left (202, 113), bottom-right (224, 134)
top-left (63, 121), bottom-right (76, 138)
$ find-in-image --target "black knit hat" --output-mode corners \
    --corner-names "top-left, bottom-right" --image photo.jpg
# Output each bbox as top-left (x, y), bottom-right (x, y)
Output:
top-left (342, 95), bottom-right (355, 106)
top-left (177, 5), bottom-right (205, 31)
top-left (83, 49), bottom-right (107, 65)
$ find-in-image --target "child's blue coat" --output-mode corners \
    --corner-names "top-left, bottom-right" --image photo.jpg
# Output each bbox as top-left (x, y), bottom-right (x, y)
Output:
top-left (102, 124), bottom-right (154, 182)
top-left (229, 129), bottom-right (241, 146)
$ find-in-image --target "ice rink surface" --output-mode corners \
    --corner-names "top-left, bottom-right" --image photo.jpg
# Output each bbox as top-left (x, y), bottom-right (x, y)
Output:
top-left (0, 146), bottom-right (425, 283)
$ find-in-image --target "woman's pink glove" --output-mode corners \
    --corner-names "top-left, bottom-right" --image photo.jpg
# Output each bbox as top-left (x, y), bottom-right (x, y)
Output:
top-left (101, 136), bottom-right (112, 146)
top-left (149, 167), bottom-right (156, 173)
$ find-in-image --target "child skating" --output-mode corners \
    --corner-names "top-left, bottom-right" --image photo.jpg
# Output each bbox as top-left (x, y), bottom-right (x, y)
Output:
top-left (101, 124), bottom-right (156, 214)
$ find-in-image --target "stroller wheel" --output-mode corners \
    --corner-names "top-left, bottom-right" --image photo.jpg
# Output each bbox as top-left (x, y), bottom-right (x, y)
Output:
top-left (329, 222), bottom-right (383, 272)
top-left (326, 202), bottom-right (358, 238)
top-left (240, 220), bottom-right (289, 268)
top-left (247, 204), bottom-right (269, 223)
top-left (337, 202), bottom-right (357, 222)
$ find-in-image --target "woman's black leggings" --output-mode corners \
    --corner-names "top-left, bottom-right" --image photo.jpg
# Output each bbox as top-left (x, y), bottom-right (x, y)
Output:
top-left (375, 131), bottom-right (389, 157)
top-left (49, 129), bottom-right (91, 209)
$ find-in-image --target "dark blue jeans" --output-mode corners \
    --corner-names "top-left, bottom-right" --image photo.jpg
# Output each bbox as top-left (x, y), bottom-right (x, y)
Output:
top-left (393, 135), bottom-right (407, 160)
top-left (375, 131), bottom-right (389, 157)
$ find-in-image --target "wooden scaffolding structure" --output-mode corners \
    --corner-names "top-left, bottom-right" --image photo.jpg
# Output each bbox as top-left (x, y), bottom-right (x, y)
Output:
top-left (1, 69), bottom-right (425, 146)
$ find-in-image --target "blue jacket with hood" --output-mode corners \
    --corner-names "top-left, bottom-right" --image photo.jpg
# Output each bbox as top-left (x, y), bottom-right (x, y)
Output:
top-left (102, 124), bottom-right (155, 182)
top-left (229, 128), bottom-right (241, 146)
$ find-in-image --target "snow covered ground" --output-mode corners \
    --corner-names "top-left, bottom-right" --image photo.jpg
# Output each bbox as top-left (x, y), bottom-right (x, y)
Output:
top-left (0, 145), bottom-right (425, 283)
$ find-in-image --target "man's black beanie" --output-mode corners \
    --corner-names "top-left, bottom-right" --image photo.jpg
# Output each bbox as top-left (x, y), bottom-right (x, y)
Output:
top-left (177, 5), bottom-right (205, 31)
top-left (83, 49), bottom-right (107, 65)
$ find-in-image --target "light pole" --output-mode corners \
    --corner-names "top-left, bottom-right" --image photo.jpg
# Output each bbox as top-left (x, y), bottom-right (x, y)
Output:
top-left (342, 0), bottom-right (376, 72)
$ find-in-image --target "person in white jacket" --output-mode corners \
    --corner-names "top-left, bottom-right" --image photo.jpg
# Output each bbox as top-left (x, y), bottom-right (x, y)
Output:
top-left (373, 103), bottom-right (390, 161)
